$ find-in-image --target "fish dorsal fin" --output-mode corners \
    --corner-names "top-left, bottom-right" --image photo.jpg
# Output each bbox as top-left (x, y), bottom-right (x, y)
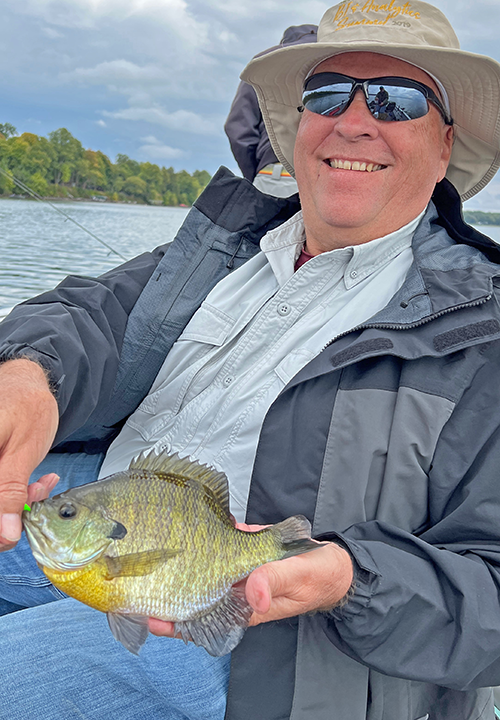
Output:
top-left (129, 450), bottom-right (231, 515)
top-left (107, 613), bottom-right (149, 655)
top-left (173, 583), bottom-right (253, 657)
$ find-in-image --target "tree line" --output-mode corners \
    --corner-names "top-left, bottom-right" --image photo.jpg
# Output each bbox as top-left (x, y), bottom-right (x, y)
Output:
top-left (0, 123), bottom-right (211, 206)
top-left (463, 211), bottom-right (500, 227)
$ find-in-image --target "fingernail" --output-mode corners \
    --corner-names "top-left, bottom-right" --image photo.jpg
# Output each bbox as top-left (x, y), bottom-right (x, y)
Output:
top-left (31, 485), bottom-right (44, 501)
top-left (50, 474), bottom-right (60, 488)
top-left (1, 514), bottom-right (22, 542)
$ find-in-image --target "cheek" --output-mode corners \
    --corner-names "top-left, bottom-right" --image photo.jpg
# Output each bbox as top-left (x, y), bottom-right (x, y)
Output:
top-left (406, 121), bottom-right (449, 178)
top-left (293, 119), bottom-right (312, 175)
top-left (294, 113), bottom-right (330, 171)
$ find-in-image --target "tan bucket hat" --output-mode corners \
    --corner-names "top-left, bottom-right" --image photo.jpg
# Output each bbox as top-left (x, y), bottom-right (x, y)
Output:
top-left (241, 0), bottom-right (500, 200)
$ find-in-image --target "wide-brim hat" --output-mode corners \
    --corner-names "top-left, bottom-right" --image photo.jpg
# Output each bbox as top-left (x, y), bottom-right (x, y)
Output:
top-left (241, 1), bottom-right (500, 200)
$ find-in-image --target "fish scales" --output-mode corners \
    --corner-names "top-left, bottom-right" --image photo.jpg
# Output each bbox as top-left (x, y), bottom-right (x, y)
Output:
top-left (23, 450), bottom-right (320, 656)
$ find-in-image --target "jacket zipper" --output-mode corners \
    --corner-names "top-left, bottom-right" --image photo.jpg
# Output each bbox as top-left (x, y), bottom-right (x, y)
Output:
top-left (322, 293), bottom-right (493, 352)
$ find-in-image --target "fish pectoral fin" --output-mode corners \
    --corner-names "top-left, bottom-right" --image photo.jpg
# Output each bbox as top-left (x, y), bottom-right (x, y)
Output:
top-left (175, 584), bottom-right (253, 657)
top-left (104, 548), bottom-right (182, 579)
top-left (107, 613), bottom-right (149, 655)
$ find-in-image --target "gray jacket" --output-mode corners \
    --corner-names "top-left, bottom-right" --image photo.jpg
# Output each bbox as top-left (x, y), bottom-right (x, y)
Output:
top-left (2, 169), bottom-right (500, 719)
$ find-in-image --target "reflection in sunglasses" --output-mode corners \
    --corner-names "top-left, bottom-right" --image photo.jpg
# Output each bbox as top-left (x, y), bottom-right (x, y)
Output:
top-left (301, 73), bottom-right (453, 125)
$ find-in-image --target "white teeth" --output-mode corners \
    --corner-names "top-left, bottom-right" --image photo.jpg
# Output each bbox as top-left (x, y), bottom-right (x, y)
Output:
top-left (329, 159), bottom-right (383, 172)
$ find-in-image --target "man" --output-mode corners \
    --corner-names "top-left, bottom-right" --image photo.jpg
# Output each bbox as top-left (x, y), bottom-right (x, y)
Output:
top-left (373, 85), bottom-right (389, 113)
top-left (1, 1), bottom-right (500, 719)
top-left (224, 24), bottom-right (317, 197)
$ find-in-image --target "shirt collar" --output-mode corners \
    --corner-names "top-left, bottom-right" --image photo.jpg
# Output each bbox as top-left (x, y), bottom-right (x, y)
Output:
top-left (260, 208), bottom-right (425, 287)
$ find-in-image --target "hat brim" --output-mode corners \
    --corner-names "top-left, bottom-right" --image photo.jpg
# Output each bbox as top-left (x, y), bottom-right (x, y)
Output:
top-left (241, 43), bottom-right (500, 199)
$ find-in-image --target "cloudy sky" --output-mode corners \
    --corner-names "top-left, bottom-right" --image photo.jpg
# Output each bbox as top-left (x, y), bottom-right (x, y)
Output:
top-left (2, 0), bottom-right (500, 210)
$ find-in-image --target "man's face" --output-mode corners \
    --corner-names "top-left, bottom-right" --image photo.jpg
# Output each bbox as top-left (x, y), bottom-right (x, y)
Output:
top-left (294, 52), bottom-right (454, 252)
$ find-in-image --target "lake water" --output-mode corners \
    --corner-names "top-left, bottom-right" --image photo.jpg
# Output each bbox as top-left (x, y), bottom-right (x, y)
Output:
top-left (0, 198), bottom-right (190, 315)
top-left (1, 197), bottom-right (500, 316)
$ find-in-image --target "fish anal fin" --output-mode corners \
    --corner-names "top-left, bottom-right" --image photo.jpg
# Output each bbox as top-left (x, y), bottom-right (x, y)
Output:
top-left (104, 548), bottom-right (182, 579)
top-left (129, 450), bottom-right (231, 516)
top-left (175, 584), bottom-right (253, 657)
top-left (107, 613), bottom-right (149, 655)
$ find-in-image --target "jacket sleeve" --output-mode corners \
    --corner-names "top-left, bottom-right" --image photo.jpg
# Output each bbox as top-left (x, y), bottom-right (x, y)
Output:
top-left (322, 340), bottom-right (500, 690)
top-left (0, 245), bottom-right (167, 444)
top-left (224, 81), bottom-right (263, 181)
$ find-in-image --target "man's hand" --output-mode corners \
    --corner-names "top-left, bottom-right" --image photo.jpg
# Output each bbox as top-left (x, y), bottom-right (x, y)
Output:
top-left (148, 523), bottom-right (353, 638)
top-left (244, 541), bottom-right (353, 625)
top-left (0, 359), bottom-right (59, 550)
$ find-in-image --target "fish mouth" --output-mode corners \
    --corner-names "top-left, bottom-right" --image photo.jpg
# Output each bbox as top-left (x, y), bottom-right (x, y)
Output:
top-left (23, 509), bottom-right (107, 572)
top-left (326, 158), bottom-right (386, 172)
top-left (22, 519), bottom-right (66, 570)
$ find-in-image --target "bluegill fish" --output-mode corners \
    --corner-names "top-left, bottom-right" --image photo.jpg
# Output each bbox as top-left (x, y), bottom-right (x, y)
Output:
top-left (22, 451), bottom-right (319, 656)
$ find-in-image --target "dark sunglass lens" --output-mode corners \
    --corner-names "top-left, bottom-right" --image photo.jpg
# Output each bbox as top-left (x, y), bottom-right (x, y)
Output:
top-left (302, 82), bottom-right (352, 117)
top-left (366, 82), bottom-right (428, 121)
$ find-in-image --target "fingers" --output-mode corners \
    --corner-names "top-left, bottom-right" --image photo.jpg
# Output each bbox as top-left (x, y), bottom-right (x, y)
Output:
top-left (0, 514), bottom-right (23, 546)
top-left (234, 522), bottom-right (271, 532)
top-left (0, 473), bottom-right (61, 553)
top-left (26, 474), bottom-right (60, 504)
top-left (0, 359), bottom-right (59, 547)
top-left (148, 618), bottom-right (178, 638)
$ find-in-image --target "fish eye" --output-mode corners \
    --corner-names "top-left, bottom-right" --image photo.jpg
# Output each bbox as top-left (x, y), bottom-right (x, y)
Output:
top-left (59, 502), bottom-right (78, 519)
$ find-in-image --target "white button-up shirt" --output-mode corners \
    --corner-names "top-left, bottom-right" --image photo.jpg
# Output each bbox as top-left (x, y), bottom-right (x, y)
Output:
top-left (100, 209), bottom-right (423, 520)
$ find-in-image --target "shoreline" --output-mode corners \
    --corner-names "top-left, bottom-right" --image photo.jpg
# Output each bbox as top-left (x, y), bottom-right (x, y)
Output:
top-left (0, 194), bottom-right (190, 208)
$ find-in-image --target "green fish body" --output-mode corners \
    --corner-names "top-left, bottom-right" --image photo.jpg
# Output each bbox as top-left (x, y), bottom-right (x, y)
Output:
top-left (23, 451), bottom-right (319, 656)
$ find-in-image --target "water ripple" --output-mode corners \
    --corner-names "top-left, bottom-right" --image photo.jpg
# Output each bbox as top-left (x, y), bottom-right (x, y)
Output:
top-left (0, 198), bottom-right (189, 314)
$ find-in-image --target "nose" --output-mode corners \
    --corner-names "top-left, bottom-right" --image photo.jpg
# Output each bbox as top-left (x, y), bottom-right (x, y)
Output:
top-left (333, 90), bottom-right (380, 140)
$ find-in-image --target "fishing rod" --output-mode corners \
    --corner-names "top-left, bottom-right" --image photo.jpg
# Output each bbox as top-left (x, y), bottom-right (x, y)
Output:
top-left (0, 166), bottom-right (128, 262)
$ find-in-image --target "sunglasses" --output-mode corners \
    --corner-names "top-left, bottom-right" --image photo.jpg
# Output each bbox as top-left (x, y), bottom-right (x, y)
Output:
top-left (300, 72), bottom-right (453, 125)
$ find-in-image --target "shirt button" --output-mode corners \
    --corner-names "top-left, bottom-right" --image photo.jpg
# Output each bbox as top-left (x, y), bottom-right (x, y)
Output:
top-left (223, 375), bottom-right (234, 387)
top-left (350, 270), bottom-right (358, 279)
top-left (277, 303), bottom-right (291, 316)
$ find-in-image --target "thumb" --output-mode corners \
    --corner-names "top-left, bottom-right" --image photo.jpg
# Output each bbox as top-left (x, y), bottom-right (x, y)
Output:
top-left (0, 460), bottom-right (32, 544)
top-left (245, 566), bottom-right (277, 615)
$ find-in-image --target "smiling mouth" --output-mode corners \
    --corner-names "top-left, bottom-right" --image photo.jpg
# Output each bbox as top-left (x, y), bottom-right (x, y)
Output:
top-left (327, 159), bottom-right (386, 172)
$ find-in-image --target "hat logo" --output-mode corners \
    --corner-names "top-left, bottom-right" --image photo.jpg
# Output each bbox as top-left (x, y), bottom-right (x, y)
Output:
top-left (333, 1), bottom-right (421, 31)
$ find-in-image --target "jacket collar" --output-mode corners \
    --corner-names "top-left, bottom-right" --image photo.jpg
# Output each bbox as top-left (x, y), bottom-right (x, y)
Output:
top-left (283, 184), bottom-right (500, 385)
top-left (368, 197), bottom-right (500, 327)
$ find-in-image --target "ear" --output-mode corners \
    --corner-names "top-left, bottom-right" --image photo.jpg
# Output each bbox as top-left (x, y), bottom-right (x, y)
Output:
top-left (437, 125), bottom-right (455, 183)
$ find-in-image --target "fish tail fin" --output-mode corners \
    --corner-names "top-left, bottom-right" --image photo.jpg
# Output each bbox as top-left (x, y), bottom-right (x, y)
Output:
top-left (272, 515), bottom-right (321, 558)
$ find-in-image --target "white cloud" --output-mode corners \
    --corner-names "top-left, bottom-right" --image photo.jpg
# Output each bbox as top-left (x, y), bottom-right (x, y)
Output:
top-left (203, 0), bottom-right (326, 19)
top-left (41, 26), bottom-right (64, 38)
top-left (102, 107), bottom-right (222, 136)
top-left (95, 119), bottom-right (107, 127)
top-left (464, 176), bottom-right (500, 213)
top-left (139, 141), bottom-right (185, 159)
top-left (62, 59), bottom-right (164, 84)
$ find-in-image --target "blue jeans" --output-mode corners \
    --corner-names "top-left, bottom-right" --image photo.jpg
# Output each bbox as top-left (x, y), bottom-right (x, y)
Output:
top-left (0, 453), bottom-right (230, 720)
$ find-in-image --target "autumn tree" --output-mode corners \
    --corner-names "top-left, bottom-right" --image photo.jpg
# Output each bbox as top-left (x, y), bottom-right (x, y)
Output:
top-left (0, 124), bottom-right (211, 205)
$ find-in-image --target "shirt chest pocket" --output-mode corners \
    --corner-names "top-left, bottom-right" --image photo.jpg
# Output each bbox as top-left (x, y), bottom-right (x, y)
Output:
top-left (180, 304), bottom-right (236, 345)
top-left (134, 304), bottom-right (237, 420)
